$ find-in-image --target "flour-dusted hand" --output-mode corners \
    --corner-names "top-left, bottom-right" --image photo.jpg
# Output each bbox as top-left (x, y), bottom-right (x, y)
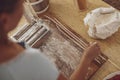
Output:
top-left (83, 42), bottom-right (100, 61)
top-left (70, 42), bottom-right (101, 80)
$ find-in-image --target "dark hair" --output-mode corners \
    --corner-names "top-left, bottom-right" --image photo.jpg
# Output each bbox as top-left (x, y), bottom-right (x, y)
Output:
top-left (0, 0), bottom-right (19, 14)
top-left (0, 0), bottom-right (19, 45)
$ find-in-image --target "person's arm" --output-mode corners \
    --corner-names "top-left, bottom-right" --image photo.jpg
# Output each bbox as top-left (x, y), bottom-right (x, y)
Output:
top-left (57, 73), bottom-right (68, 80)
top-left (70, 54), bottom-right (92, 80)
top-left (58, 42), bottom-right (100, 80)
top-left (57, 58), bottom-right (91, 80)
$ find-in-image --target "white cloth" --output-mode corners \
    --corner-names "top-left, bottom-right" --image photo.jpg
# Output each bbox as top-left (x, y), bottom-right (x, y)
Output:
top-left (0, 48), bottom-right (59, 80)
top-left (84, 7), bottom-right (120, 39)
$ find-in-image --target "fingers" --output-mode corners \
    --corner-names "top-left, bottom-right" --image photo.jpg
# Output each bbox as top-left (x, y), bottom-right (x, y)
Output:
top-left (92, 42), bottom-right (100, 51)
top-left (89, 42), bottom-right (99, 49)
top-left (86, 42), bottom-right (101, 57)
top-left (90, 42), bottom-right (98, 46)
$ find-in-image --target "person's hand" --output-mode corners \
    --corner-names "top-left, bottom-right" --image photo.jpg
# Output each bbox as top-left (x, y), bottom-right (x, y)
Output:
top-left (83, 42), bottom-right (101, 62)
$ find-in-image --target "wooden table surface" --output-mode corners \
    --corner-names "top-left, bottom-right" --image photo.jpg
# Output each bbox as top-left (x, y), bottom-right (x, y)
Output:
top-left (48, 0), bottom-right (120, 80)
top-left (9, 0), bottom-right (120, 80)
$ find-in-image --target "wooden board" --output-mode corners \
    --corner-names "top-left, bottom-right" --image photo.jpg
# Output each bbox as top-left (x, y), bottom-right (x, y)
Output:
top-left (11, 15), bottom-right (108, 80)
top-left (103, 0), bottom-right (120, 10)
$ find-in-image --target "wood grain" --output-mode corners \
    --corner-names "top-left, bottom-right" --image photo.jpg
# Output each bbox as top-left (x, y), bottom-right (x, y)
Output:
top-left (103, 0), bottom-right (120, 10)
top-left (46, 0), bottom-right (120, 79)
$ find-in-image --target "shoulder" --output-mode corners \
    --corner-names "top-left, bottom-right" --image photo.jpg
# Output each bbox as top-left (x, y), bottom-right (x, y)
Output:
top-left (23, 48), bottom-right (60, 80)
top-left (3, 48), bottom-right (59, 80)
top-left (23, 48), bottom-right (48, 61)
top-left (23, 48), bottom-right (57, 71)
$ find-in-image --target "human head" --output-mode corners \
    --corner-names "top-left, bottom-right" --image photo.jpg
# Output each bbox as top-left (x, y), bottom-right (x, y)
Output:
top-left (0, 0), bottom-right (24, 45)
